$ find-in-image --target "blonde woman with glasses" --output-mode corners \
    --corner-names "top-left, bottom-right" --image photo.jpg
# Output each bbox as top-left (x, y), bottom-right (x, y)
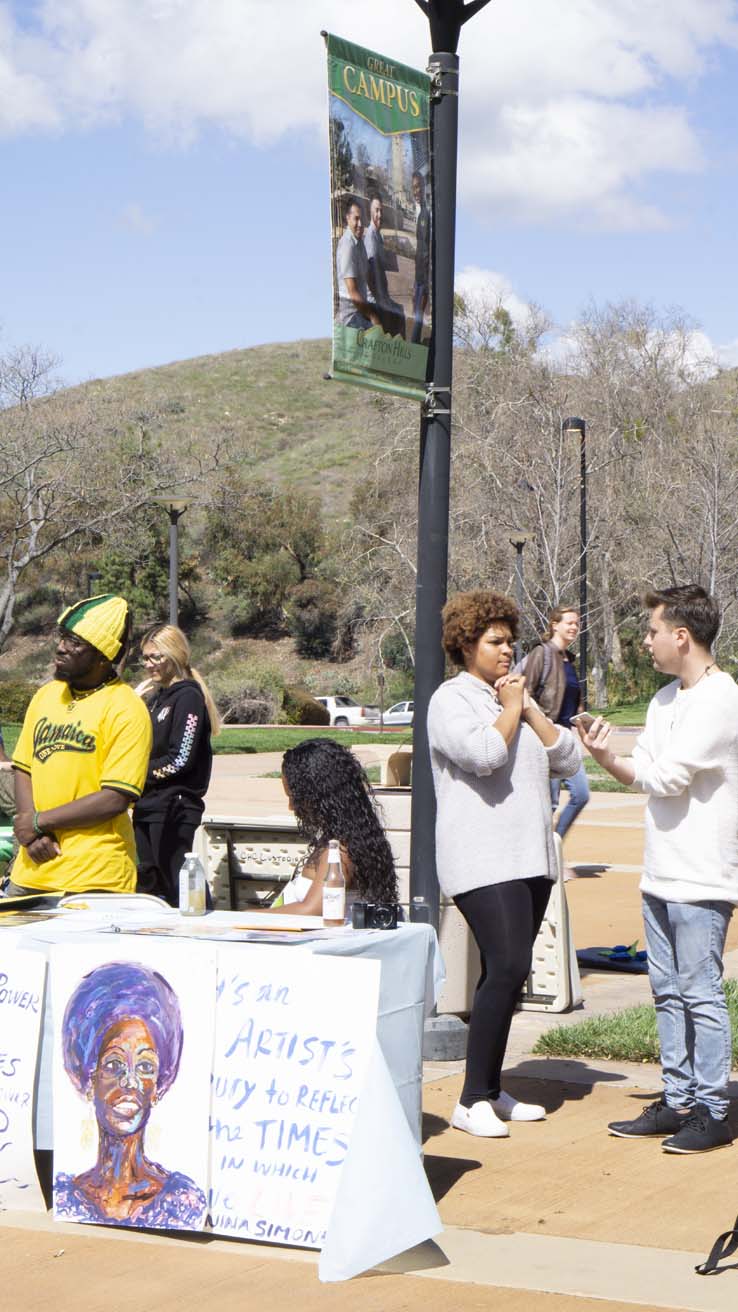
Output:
top-left (133, 625), bottom-right (220, 905)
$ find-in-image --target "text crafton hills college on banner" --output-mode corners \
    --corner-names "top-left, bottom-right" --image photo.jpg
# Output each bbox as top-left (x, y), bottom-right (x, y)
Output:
top-left (327, 33), bottom-right (432, 401)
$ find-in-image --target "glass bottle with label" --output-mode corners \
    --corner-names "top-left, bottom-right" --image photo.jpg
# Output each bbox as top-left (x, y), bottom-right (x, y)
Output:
top-left (179, 852), bottom-right (207, 916)
top-left (322, 839), bottom-right (346, 927)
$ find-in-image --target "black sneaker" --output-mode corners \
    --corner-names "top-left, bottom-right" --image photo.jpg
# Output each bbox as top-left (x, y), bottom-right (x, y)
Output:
top-left (608, 1097), bottom-right (687, 1139)
top-left (662, 1105), bottom-right (733, 1154)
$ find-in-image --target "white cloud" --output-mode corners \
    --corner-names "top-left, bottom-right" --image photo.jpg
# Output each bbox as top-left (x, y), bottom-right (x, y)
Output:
top-left (715, 337), bottom-right (738, 369)
top-left (0, 9), bottom-right (58, 134)
top-left (3, 0), bottom-right (738, 225)
top-left (455, 265), bottom-right (534, 327)
top-left (118, 202), bottom-right (157, 235)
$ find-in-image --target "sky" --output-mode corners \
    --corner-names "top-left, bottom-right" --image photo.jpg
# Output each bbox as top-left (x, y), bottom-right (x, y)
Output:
top-left (2, 0), bottom-right (738, 386)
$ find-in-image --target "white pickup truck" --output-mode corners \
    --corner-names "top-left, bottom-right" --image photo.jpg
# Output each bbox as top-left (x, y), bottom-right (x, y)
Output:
top-left (314, 695), bottom-right (381, 727)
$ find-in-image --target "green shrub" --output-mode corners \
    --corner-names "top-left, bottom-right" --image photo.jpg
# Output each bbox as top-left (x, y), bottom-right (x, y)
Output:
top-left (606, 626), bottom-right (669, 705)
top-left (285, 579), bottom-right (338, 658)
top-left (0, 679), bottom-right (37, 721)
top-left (381, 628), bottom-right (415, 673)
top-left (14, 585), bottom-right (63, 635)
top-left (283, 685), bottom-right (330, 726)
top-left (208, 659), bottom-right (285, 725)
top-left (221, 554), bottom-right (298, 636)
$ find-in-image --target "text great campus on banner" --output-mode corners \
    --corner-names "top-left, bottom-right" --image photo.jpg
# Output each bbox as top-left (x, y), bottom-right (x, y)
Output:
top-left (326, 33), bottom-right (432, 401)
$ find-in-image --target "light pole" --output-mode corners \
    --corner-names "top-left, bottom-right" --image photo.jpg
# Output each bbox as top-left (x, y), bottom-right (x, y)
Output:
top-left (509, 533), bottom-right (527, 662)
top-left (409, 0), bottom-right (494, 1060)
top-left (562, 417), bottom-right (588, 708)
top-left (153, 497), bottom-right (189, 626)
top-left (409, 0), bottom-right (494, 924)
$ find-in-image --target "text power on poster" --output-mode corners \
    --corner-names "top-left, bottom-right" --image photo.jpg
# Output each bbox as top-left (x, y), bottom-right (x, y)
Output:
top-left (0, 948), bottom-right (47, 1211)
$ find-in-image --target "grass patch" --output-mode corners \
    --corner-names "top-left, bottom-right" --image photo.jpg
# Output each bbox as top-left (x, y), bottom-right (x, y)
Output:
top-left (533, 979), bottom-right (738, 1068)
top-left (0, 722), bottom-right (411, 759)
top-left (213, 727), bottom-right (412, 754)
top-left (262, 763), bottom-right (381, 783)
top-left (591, 702), bottom-right (648, 726)
top-left (0, 724), bottom-right (20, 754)
top-left (583, 757), bottom-right (631, 793)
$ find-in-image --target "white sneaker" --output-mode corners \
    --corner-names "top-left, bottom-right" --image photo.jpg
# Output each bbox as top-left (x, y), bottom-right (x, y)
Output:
top-left (489, 1090), bottom-right (546, 1122)
top-left (450, 1100), bottom-right (509, 1137)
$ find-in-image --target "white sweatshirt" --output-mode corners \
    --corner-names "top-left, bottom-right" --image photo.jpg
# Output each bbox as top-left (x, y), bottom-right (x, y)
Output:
top-left (632, 671), bottom-right (738, 905)
top-left (427, 671), bottom-right (581, 898)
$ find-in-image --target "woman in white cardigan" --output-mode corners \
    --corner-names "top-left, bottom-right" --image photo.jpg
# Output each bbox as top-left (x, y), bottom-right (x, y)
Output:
top-left (427, 590), bottom-right (580, 1138)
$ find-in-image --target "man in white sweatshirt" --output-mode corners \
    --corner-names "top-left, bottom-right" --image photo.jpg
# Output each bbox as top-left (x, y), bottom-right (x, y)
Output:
top-left (582, 585), bottom-right (737, 1153)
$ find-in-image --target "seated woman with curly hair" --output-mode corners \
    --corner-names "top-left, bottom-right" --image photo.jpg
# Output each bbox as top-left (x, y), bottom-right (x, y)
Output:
top-left (266, 737), bottom-right (398, 918)
top-left (428, 590), bottom-right (580, 1138)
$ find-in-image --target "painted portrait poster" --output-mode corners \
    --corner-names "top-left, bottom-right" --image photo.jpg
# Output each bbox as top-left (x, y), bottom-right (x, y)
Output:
top-left (51, 939), bottom-right (215, 1231)
top-left (327, 33), bottom-right (432, 400)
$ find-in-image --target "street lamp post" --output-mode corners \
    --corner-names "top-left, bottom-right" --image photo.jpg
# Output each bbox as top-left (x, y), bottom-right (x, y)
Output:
top-left (562, 417), bottom-right (588, 708)
top-left (153, 497), bottom-right (189, 627)
top-left (409, 0), bottom-right (495, 926)
top-left (509, 534), bottom-right (527, 662)
top-left (408, 0), bottom-right (494, 1060)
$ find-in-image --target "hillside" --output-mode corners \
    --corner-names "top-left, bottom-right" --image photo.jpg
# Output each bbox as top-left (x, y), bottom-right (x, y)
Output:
top-left (79, 338), bottom-right (415, 511)
top-left (0, 338), bottom-right (420, 703)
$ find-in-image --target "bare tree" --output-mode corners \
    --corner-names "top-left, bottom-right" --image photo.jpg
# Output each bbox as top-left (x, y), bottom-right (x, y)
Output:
top-left (0, 345), bottom-right (230, 648)
top-left (341, 296), bottom-right (738, 704)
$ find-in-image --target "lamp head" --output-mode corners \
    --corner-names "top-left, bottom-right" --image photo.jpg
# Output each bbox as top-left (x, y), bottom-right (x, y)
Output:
top-left (562, 416), bottom-right (585, 437)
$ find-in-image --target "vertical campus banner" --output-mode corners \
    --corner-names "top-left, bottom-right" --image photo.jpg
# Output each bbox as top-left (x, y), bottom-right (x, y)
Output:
top-left (326, 33), bottom-right (432, 401)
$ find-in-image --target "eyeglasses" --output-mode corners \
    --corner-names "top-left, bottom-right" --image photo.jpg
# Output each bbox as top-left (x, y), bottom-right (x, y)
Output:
top-left (57, 629), bottom-right (91, 653)
top-left (141, 652), bottom-right (167, 665)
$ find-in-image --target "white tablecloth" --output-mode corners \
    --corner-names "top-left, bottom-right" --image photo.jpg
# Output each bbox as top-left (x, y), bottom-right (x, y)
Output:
top-left (2, 912), bottom-right (444, 1280)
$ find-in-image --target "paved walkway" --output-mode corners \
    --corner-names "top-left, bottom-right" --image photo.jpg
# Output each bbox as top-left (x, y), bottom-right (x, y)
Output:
top-left (5, 753), bottom-right (738, 1311)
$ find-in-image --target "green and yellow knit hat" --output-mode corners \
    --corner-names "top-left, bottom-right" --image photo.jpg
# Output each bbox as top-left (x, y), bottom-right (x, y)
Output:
top-left (58, 594), bottom-right (130, 662)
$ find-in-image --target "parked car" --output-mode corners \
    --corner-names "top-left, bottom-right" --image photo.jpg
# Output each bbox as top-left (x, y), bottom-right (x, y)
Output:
top-left (382, 700), bottom-right (414, 726)
top-left (313, 695), bottom-right (381, 728)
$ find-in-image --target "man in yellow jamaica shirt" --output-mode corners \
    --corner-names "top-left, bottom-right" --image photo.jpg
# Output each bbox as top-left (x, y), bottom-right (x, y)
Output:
top-left (7, 594), bottom-right (152, 896)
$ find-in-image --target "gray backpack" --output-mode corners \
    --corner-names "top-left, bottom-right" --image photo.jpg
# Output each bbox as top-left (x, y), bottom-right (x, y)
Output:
top-left (513, 642), bottom-right (553, 703)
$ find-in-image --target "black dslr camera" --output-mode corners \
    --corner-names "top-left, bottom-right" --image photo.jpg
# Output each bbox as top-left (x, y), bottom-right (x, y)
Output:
top-left (351, 901), bottom-right (401, 930)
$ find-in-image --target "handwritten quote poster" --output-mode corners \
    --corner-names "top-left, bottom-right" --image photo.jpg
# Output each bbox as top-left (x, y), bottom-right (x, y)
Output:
top-left (51, 939), bottom-right (215, 1231)
top-left (0, 948), bottom-right (47, 1212)
top-left (209, 945), bottom-right (380, 1249)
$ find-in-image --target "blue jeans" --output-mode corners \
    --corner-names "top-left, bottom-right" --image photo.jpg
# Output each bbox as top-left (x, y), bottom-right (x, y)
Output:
top-left (550, 761), bottom-right (590, 838)
top-left (642, 893), bottom-right (733, 1119)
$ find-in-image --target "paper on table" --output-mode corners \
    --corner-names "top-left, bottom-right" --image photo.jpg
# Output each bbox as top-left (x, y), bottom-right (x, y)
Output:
top-left (209, 945), bottom-right (381, 1250)
top-left (0, 948), bottom-right (47, 1211)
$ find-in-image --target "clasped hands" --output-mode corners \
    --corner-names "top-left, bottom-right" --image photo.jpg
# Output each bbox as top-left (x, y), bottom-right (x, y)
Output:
top-left (14, 810), bottom-right (61, 864)
top-left (493, 672), bottom-right (532, 712)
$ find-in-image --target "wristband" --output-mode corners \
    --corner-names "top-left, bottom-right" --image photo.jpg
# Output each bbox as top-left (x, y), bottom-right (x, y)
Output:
top-left (33, 811), bottom-right (45, 837)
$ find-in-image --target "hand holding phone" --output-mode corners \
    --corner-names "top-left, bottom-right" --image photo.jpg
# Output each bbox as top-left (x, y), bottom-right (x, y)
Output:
top-left (570, 711), bottom-right (597, 733)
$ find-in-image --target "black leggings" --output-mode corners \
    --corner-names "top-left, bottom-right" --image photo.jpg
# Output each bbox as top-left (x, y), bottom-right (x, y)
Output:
top-left (455, 877), bottom-right (552, 1106)
top-left (134, 814), bottom-right (201, 906)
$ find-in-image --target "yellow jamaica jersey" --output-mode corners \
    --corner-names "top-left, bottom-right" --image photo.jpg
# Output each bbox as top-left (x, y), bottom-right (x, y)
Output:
top-left (12, 678), bottom-right (152, 893)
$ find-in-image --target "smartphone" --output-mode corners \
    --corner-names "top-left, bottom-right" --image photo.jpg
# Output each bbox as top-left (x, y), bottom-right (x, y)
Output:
top-left (570, 711), bottom-right (597, 734)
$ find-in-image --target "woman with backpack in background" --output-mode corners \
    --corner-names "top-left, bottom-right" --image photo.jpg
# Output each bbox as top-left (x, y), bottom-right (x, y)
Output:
top-left (523, 607), bottom-right (589, 867)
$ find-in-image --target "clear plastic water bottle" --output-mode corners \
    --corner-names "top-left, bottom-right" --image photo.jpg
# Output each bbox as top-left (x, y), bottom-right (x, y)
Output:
top-left (179, 852), bottom-right (207, 916)
top-left (322, 839), bottom-right (346, 927)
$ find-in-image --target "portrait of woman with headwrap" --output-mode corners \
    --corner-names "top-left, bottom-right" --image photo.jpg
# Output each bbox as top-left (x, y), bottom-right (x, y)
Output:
top-left (54, 960), bottom-right (207, 1229)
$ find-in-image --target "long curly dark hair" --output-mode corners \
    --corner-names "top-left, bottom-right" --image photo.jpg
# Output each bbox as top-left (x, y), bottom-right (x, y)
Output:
top-left (282, 738), bottom-right (398, 904)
